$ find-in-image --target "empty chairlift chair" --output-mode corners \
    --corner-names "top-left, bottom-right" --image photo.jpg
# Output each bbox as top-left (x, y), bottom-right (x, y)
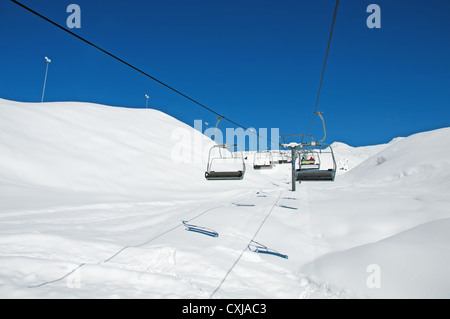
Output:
top-left (272, 150), bottom-right (290, 164)
top-left (296, 143), bottom-right (336, 181)
top-left (205, 144), bottom-right (246, 180)
top-left (279, 150), bottom-right (292, 164)
top-left (253, 151), bottom-right (273, 169)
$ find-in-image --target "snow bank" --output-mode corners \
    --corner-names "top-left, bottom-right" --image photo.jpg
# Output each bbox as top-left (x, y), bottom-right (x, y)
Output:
top-left (0, 98), bottom-right (272, 210)
top-left (0, 99), bottom-right (209, 194)
top-left (301, 217), bottom-right (450, 298)
top-left (299, 128), bottom-right (450, 298)
top-left (331, 141), bottom-right (391, 174)
top-left (339, 127), bottom-right (450, 191)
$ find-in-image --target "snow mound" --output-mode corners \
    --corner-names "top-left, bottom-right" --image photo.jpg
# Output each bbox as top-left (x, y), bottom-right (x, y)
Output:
top-left (0, 98), bottom-right (210, 194)
top-left (0, 98), bottom-right (273, 211)
top-left (301, 217), bottom-right (450, 298)
top-left (338, 127), bottom-right (450, 190)
top-left (331, 141), bottom-right (390, 174)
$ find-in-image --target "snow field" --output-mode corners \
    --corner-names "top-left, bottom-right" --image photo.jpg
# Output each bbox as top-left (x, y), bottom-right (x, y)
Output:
top-left (0, 98), bottom-right (449, 298)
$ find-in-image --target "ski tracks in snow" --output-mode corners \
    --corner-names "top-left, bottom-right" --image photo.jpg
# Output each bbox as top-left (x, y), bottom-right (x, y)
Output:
top-left (7, 183), bottom-right (284, 296)
top-left (1, 181), bottom-right (351, 298)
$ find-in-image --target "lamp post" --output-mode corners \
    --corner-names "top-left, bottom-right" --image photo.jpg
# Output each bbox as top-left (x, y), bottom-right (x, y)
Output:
top-left (41, 56), bottom-right (51, 102)
top-left (145, 94), bottom-right (149, 109)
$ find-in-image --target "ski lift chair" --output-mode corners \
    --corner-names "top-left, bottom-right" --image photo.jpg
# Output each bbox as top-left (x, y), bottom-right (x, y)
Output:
top-left (300, 151), bottom-right (320, 170)
top-left (279, 150), bottom-right (291, 164)
top-left (253, 151), bottom-right (273, 169)
top-left (205, 144), bottom-right (246, 180)
top-left (296, 143), bottom-right (336, 181)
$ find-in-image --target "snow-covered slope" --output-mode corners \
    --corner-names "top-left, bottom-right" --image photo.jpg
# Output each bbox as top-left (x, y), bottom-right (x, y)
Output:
top-left (0, 98), bottom-right (271, 210)
top-left (301, 217), bottom-right (450, 298)
top-left (0, 98), bottom-right (449, 299)
top-left (332, 141), bottom-right (393, 174)
top-left (0, 98), bottom-right (218, 193)
top-left (299, 128), bottom-right (450, 298)
top-left (339, 127), bottom-right (450, 189)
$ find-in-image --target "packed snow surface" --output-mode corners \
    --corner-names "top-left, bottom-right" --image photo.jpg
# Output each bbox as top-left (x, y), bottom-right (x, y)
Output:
top-left (0, 98), bottom-right (449, 298)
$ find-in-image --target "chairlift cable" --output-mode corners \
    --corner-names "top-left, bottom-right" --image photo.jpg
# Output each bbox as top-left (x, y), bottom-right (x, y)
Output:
top-left (307, 0), bottom-right (340, 139)
top-left (9, 0), bottom-right (270, 142)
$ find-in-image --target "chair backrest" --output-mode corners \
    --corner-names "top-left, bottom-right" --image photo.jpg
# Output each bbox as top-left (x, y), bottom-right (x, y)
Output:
top-left (206, 144), bottom-right (246, 175)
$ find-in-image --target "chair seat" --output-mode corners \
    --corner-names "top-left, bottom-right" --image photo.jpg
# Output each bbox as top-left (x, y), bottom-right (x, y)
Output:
top-left (296, 169), bottom-right (335, 181)
top-left (205, 170), bottom-right (244, 180)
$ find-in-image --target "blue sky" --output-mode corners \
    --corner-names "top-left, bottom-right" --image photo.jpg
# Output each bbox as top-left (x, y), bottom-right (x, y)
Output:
top-left (1, 0), bottom-right (449, 147)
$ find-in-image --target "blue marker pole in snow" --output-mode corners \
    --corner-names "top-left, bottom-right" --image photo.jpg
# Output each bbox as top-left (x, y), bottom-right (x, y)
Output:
top-left (41, 57), bottom-right (51, 102)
